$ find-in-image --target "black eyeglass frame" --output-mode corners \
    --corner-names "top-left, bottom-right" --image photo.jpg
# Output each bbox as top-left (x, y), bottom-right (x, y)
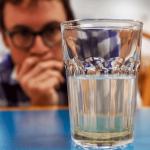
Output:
top-left (4, 28), bottom-right (62, 51)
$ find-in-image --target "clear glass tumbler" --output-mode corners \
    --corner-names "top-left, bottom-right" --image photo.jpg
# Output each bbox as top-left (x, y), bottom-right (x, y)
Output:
top-left (61, 19), bottom-right (143, 149)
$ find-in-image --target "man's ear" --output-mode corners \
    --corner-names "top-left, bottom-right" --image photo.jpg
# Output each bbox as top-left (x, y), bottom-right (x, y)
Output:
top-left (1, 29), bottom-right (9, 48)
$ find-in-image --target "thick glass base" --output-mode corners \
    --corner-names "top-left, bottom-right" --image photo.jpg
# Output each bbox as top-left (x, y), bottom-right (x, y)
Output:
top-left (72, 137), bottom-right (133, 149)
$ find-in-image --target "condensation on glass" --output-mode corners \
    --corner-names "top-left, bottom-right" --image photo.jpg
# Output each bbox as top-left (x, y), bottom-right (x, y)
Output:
top-left (61, 19), bottom-right (143, 149)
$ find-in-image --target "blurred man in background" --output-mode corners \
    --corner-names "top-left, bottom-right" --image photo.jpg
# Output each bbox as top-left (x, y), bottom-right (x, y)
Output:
top-left (0, 0), bottom-right (74, 106)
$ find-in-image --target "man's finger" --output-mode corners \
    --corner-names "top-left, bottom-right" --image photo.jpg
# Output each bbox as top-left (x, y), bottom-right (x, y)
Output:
top-left (17, 56), bottom-right (63, 78)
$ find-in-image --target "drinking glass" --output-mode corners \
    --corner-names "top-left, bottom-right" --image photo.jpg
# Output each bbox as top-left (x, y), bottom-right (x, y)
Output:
top-left (61, 19), bottom-right (143, 149)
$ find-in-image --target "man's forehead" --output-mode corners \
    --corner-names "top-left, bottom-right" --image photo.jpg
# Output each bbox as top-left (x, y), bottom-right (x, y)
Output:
top-left (3, 0), bottom-right (66, 31)
top-left (9, 0), bottom-right (61, 4)
top-left (4, 0), bottom-right (61, 16)
top-left (11, 0), bottom-right (61, 9)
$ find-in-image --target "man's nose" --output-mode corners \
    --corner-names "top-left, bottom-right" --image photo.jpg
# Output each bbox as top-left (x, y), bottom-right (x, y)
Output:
top-left (29, 35), bottom-right (50, 55)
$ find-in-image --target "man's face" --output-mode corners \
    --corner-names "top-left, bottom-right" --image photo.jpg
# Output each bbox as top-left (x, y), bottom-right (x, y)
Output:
top-left (3, 0), bottom-right (67, 65)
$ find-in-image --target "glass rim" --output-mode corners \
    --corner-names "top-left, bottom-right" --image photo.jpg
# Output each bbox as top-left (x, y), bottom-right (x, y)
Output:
top-left (61, 18), bottom-right (143, 29)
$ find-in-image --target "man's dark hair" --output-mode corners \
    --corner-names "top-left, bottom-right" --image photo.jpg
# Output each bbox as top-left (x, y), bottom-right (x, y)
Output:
top-left (0, 0), bottom-right (74, 30)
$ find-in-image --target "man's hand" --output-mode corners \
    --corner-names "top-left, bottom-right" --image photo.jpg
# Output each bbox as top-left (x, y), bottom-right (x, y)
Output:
top-left (16, 54), bottom-right (64, 106)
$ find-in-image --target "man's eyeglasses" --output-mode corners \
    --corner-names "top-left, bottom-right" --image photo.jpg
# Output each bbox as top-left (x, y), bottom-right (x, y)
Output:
top-left (5, 25), bottom-right (62, 50)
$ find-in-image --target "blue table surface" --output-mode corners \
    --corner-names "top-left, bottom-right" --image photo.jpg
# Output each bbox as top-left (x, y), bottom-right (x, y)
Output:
top-left (0, 109), bottom-right (150, 150)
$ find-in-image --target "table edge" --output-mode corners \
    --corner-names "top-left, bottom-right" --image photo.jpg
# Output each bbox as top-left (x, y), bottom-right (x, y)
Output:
top-left (0, 106), bottom-right (68, 111)
top-left (0, 106), bottom-right (149, 111)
